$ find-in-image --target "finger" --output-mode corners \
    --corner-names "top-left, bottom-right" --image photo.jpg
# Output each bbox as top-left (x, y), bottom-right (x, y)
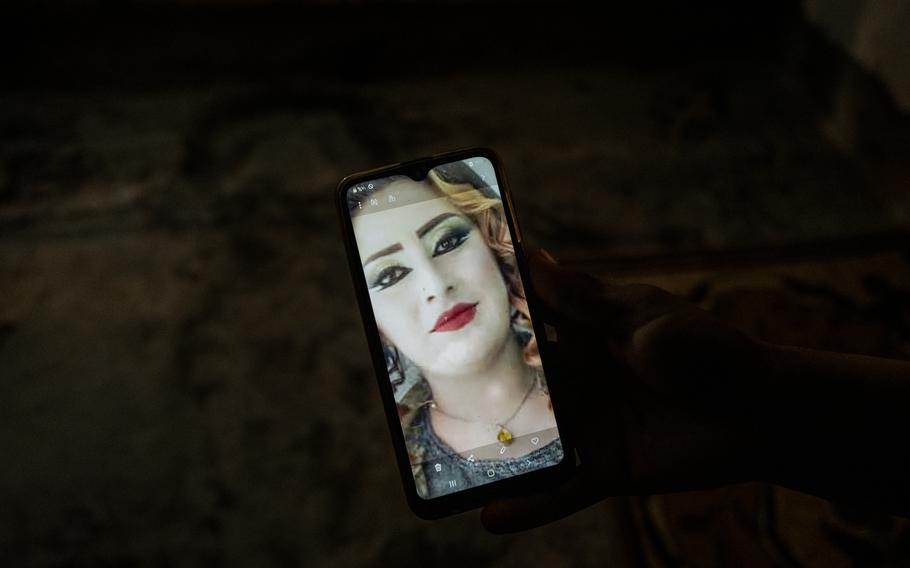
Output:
top-left (538, 247), bottom-right (559, 264)
top-left (480, 467), bottom-right (605, 534)
top-left (527, 250), bottom-right (621, 326)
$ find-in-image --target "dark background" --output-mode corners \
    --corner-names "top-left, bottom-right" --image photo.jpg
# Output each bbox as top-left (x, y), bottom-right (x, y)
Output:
top-left (3, 1), bottom-right (910, 566)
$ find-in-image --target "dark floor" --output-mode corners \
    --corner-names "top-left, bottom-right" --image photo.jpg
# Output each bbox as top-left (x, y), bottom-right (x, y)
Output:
top-left (2, 3), bottom-right (910, 566)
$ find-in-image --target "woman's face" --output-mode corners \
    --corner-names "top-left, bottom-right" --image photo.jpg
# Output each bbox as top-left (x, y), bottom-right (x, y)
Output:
top-left (353, 179), bottom-right (512, 378)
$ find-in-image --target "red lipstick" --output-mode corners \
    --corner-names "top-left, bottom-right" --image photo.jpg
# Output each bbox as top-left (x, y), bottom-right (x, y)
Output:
top-left (431, 302), bottom-right (478, 333)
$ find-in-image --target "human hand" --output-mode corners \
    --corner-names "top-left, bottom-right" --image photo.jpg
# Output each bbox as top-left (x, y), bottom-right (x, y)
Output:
top-left (482, 249), bottom-right (769, 533)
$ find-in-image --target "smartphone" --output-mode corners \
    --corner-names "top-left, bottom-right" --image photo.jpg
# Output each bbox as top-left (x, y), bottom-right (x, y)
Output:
top-left (336, 148), bottom-right (574, 519)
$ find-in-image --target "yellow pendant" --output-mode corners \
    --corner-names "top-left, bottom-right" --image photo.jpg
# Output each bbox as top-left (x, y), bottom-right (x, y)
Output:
top-left (497, 426), bottom-right (513, 445)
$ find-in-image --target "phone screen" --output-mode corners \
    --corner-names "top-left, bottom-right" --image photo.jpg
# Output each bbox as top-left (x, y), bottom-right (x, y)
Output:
top-left (345, 157), bottom-right (564, 499)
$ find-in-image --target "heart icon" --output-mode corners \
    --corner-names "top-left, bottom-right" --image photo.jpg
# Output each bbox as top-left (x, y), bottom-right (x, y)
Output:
top-left (530, 437), bottom-right (540, 445)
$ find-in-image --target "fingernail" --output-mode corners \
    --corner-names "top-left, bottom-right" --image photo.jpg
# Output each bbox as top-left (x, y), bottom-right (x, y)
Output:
top-left (540, 248), bottom-right (558, 264)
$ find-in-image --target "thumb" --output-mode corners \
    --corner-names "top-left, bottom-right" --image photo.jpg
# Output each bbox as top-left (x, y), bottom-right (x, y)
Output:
top-left (526, 249), bottom-right (627, 328)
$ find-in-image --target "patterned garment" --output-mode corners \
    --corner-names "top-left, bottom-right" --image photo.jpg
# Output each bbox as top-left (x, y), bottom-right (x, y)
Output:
top-left (405, 405), bottom-right (564, 499)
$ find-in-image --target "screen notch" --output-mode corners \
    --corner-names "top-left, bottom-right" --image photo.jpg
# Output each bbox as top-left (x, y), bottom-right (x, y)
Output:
top-left (407, 166), bottom-right (428, 182)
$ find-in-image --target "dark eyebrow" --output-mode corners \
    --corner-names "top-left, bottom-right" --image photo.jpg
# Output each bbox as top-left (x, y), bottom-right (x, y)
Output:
top-left (363, 213), bottom-right (460, 267)
top-left (363, 243), bottom-right (403, 267)
top-left (416, 213), bottom-right (458, 238)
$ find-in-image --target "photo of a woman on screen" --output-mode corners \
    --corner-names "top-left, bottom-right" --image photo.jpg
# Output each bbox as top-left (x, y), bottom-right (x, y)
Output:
top-left (349, 159), bottom-right (564, 498)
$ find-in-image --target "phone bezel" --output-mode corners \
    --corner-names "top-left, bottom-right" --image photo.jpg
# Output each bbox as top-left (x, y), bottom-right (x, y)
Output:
top-left (335, 147), bottom-right (576, 519)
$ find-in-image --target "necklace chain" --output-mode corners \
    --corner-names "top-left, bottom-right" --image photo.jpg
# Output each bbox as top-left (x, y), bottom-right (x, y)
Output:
top-left (428, 373), bottom-right (537, 429)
